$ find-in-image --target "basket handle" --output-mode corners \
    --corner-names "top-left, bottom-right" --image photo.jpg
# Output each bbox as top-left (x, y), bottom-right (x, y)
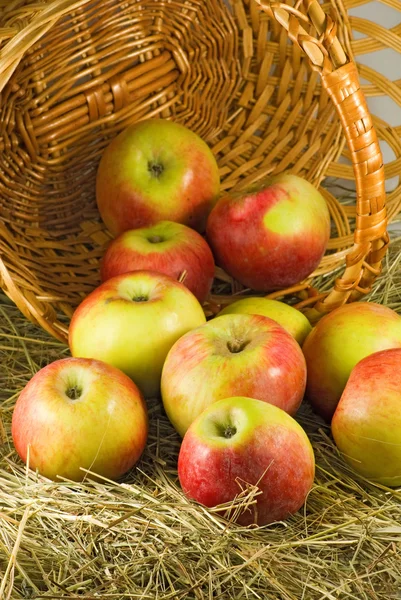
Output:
top-left (256, 0), bottom-right (389, 316)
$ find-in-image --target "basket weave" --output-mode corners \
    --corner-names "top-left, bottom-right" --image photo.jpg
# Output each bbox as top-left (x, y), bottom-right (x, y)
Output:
top-left (0, 0), bottom-right (399, 343)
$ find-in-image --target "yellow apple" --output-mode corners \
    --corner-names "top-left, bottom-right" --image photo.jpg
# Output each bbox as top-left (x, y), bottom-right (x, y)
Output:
top-left (217, 297), bottom-right (312, 345)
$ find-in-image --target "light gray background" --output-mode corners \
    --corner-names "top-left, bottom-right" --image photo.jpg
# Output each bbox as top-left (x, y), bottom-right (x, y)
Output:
top-left (345, 1), bottom-right (401, 194)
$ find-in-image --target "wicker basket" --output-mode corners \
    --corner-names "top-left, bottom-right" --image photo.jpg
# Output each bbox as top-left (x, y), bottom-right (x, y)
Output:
top-left (0, 0), bottom-right (398, 343)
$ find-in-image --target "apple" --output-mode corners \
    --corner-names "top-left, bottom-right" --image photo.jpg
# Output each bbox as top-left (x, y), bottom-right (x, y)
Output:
top-left (100, 220), bottom-right (215, 304)
top-left (217, 297), bottom-right (312, 345)
top-left (206, 173), bottom-right (330, 291)
top-left (302, 302), bottom-right (401, 422)
top-left (69, 270), bottom-right (206, 398)
top-left (178, 396), bottom-right (315, 526)
top-left (11, 357), bottom-right (148, 482)
top-left (332, 348), bottom-right (401, 487)
top-left (161, 313), bottom-right (307, 437)
top-left (96, 118), bottom-right (220, 236)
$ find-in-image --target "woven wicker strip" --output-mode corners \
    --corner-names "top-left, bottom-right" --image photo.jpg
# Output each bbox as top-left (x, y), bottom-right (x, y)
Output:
top-left (0, 0), bottom-right (400, 341)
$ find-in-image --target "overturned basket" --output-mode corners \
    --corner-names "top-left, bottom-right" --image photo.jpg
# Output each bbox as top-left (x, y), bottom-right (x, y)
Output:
top-left (0, 0), bottom-right (396, 343)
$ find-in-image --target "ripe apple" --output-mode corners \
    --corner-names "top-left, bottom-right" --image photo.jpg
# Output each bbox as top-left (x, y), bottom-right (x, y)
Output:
top-left (217, 297), bottom-right (312, 345)
top-left (161, 313), bottom-right (307, 437)
top-left (332, 348), bottom-right (401, 487)
top-left (302, 302), bottom-right (401, 422)
top-left (69, 271), bottom-right (206, 398)
top-left (11, 357), bottom-right (148, 482)
top-left (178, 396), bottom-right (315, 526)
top-left (96, 118), bottom-right (220, 236)
top-left (100, 220), bottom-right (215, 304)
top-left (206, 173), bottom-right (330, 291)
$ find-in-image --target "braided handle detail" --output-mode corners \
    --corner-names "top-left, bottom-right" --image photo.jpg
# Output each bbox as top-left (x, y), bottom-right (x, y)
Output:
top-left (316, 63), bottom-right (388, 312)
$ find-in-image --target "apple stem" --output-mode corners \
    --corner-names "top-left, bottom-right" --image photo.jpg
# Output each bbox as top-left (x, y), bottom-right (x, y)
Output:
top-left (223, 425), bottom-right (237, 439)
top-left (148, 160), bottom-right (164, 179)
top-left (132, 295), bottom-right (148, 302)
top-left (66, 386), bottom-right (82, 400)
top-left (227, 340), bottom-right (249, 353)
top-left (148, 235), bottom-right (164, 244)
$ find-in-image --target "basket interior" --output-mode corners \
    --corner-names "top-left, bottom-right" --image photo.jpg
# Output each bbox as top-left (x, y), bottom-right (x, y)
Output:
top-left (0, 0), bottom-right (399, 339)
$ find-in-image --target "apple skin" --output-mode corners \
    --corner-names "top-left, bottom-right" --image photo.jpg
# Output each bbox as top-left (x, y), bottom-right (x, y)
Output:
top-left (100, 221), bottom-right (215, 304)
top-left (69, 271), bottom-right (206, 398)
top-left (206, 173), bottom-right (330, 291)
top-left (217, 297), bottom-right (312, 345)
top-left (178, 396), bottom-right (315, 526)
top-left (331, 348), bottom-right (401, 487)
top-left (11, 357), bottom-right (148, 482)
top-left (161, 313), bottom-right (307, 437)
top-left (302, 302), bottom-right (401, 422)
top-left (96, 118), bottom-right (220, 236)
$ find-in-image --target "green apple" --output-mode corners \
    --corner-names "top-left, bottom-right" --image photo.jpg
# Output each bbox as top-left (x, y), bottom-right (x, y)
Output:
top-left (302, 302), bottom-right (401, 422)
top-left (217, 297), bottom-right (312, 345)
top-left (178, 396), bottom-right (315, 526)
top-left (69, 271), bottom-right (206, 398)
top-left (11, 357), bottom-right (148, 482)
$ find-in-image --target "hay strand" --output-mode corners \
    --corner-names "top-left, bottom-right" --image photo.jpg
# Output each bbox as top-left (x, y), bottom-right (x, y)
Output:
top-left (1, 235), bottom-right (401, 599)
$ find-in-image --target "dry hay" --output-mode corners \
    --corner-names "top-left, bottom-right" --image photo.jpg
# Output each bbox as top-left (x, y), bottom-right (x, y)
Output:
top-left (1, 236), bottom-right (401, 599)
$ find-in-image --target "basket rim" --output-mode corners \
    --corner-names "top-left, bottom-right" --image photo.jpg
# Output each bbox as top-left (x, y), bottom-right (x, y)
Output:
top-left (0, 0), bottom-right (391, 340)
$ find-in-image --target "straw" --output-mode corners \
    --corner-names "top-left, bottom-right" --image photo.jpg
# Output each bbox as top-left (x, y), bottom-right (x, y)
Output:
top-left (1, 234), bottom-right (401, 599)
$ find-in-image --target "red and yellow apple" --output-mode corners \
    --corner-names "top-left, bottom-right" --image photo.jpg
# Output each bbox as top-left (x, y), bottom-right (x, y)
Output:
top-left (178, 396), bottom-right (315, 526)
top-left (302, 302), bottom-right (401, 422)
top-left (96, 118), bottom-right (220, 235)
top-left (332, 348), bottom-right (401, 487)
top-left (100, 220), bottom-right (215, 304)
top-left (217, 297), bottom-right (312, 345)
top-left (161, 313), bottom-right (307, 436)
top-left (206, 173), bottom-right (330, 291)
top-left (11, 357), bottom-right (148, 482)
top-left (69, 271), bottom-right (206, 398)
